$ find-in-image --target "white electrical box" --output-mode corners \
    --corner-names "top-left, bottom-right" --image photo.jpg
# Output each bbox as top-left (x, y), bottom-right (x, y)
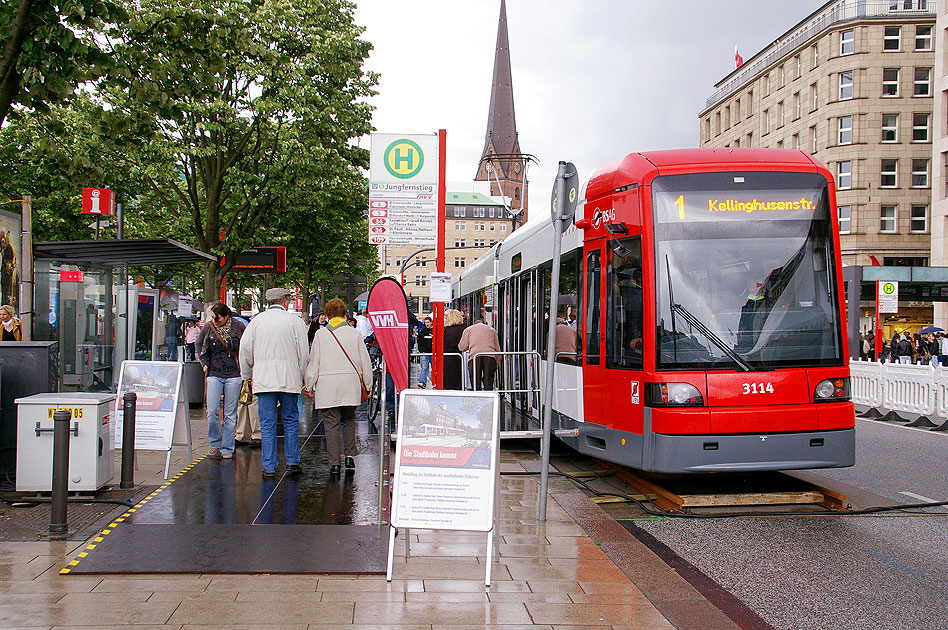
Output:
top-left (15, 393), bottom-right (116, 492)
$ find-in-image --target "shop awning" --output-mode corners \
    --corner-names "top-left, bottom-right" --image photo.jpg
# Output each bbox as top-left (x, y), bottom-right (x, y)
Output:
top-left (33, 239), bottom-right (217, 266)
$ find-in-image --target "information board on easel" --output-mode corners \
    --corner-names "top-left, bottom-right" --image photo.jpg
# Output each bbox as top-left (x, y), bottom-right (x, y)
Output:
top-left (113, 361), bottom-right (193, 478)
top-left (386, 389), bottom-right (500, 585)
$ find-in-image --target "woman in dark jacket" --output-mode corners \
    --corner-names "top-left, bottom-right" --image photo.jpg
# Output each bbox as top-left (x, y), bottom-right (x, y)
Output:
top-left (442, 308), bottom-right (466, 390)
top-left (197, 303), bottom-right (245, 459)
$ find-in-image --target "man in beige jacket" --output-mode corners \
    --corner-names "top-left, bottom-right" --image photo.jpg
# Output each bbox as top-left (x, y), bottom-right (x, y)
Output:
top-left (458, 319), bottom-right (502, 391)
top-left (239, 288), bottom-right (309, 478)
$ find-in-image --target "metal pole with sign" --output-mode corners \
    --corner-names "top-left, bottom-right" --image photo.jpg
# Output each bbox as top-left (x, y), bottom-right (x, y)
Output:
top-left (877, 280), bottom-right (898, 359)
top-left (538, 161), bottom-right (578, 521)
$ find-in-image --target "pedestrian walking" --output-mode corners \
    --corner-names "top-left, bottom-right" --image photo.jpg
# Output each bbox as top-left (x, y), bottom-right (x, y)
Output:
top-left (442, 309), bottom-right (466, 390)
top-left (458, 318), bottom-right (501, 390)
top-left (416, 316), bottom-right (433, 387)
top-left (197, 303), bottom-right (245, 460)
top-left (239, 288), bottom-right (309, 478)
top-left (184, 322), bottom-right (200, 360)
top-left (304, 298), bottom-right (373, 476)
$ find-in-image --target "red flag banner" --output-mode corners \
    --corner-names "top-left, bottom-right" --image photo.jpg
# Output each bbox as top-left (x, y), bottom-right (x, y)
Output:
top-left (368, 277), bottom-right (410, 393)
top-left (735, 46), bottom-right (744, 68)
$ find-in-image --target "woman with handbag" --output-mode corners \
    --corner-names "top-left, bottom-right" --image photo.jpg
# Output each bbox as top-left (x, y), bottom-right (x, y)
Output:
top-left (303, 298), bottom-right (373, 476)
top-left (197, 303), bottom-right (246, 459)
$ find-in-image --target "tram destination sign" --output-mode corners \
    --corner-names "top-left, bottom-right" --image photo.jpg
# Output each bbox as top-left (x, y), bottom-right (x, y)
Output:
top-left (368, 133), bottom-right (440, 246)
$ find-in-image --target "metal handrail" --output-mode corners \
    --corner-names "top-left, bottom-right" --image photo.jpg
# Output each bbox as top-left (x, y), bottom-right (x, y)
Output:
top-left (470, 350), bottom-right (542, 394)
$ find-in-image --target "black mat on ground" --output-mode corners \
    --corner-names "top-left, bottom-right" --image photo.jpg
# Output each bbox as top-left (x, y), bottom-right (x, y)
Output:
top-left (67, 523), bottom-right (389, 574)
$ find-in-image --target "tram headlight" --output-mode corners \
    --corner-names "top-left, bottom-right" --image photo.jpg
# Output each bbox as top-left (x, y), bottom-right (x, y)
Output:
top-left (646, 383), bottom-right (704, 407)
top-left (814, 377), bottom-right (849, 401)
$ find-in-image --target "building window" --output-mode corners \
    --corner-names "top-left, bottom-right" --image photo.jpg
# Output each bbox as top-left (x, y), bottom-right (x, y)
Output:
top-left (793, 92), bottom-right (801, 119)
top-left (881, 159), bottom-right (898, 187)
top-left (840, 28), bottom-right (854, 55)
top-left (454, 257), bottom-right (465, 268)
top-left (911, 205), bottom-right (929, 232)
top-left (838, 116), bottom-right (852, 145)
top-left (777, 140), bottom-right (784, 149)
top-left (746, 89), bottom-right (754, 117)
top-left (914, 68), bottom-right (931, 97)
top-left (880, 205), bottom-right (897, 233)
top-left (793, 133), bottom-right (800, 150)
top-left (745, 131), bottom-right (752, 147)
top-left (777, 101), bottom-right (784, 127)
top-left (837, 161), bottom-right (852, 189)
top-left (912, 158), bottom-right (929, 187)
top-left (882, 68), bottom-right (899, 96)
top-left (394, 257), bottom-right (402, 268)
top-left (915, 25), bottom-right (933, 51)
top-left (881, 114), bottom-right (898, 142)
top-left (838, 205), bottom-right (852, 234)
top-left (489, 207), bottom-right (495, 218)
top-left (811, 82), bottom-right (819, 111)
top-left (735, 97), bottom-right (741, 119)
top-left (883, 26), bottom-right (901, 51)
top-left (913, 112), bottom-right (930, 141)
top-left (944, 152), bottom-right (948, 197)
top-left (795, 55), bottom-right (802, 79)
top-left (839, 71), bottom-right (853, 100)
top-left (490, 222), bottom-right (496, 231)
top-left (763, 109), bottom-right (770, 134)
top-left (454, 239), bottom-right (465, 248)
top-left (455, 206), bottom-right (467, 217)
top-left (810, 125), bottom-right (818, 153)
top-left (500, 224), bottom-right (507, 232)
top-left (811, 42), bottom-right (819, 69)
top-left (764, 74), bottom-right (770, 96)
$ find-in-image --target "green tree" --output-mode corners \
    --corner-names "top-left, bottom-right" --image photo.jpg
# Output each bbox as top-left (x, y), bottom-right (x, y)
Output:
top-left (0, 0), bottom-right (126, 127)
top-left (95, 0), bottom-right (376, 301)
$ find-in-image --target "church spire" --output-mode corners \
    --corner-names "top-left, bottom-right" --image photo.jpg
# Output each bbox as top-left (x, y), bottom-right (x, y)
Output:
top-left (475, 0), bottom-right (525, 214)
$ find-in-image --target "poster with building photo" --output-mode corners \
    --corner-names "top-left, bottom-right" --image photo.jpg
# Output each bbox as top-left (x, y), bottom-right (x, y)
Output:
top-left (113, 361), bottom-right (183, 450)
top-left (0, 209), bottom-right (21, 311)
top-left (391, 390), bottom-right (499, 532)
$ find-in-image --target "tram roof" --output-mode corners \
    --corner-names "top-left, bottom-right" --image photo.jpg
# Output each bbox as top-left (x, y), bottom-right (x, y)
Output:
top-left (586, 148), bottom-right (822, 201)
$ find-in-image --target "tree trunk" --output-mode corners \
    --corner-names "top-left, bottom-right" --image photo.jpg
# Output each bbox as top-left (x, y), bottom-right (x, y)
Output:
top-left (203, 262), bottom-right (221, 304)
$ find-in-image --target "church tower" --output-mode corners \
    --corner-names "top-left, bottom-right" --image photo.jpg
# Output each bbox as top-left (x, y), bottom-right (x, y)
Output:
top-left (474, 0), bottom-right (527, 223)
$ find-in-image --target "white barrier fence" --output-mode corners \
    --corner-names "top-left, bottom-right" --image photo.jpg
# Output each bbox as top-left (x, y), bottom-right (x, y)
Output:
top-left (850, 359), bottom-right (948, 429)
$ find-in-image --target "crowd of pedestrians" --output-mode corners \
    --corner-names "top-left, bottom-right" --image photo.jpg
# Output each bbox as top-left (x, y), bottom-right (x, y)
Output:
top-left (860, 328), bottom-right (948, 365)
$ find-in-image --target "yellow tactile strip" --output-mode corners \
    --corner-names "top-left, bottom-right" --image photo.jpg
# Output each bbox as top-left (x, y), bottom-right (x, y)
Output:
top-left (60, 453), bottom-right (209, 574)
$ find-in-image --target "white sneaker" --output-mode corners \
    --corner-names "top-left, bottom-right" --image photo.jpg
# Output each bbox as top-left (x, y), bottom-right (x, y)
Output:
top-left (222, 451), bottom-right (233, 459)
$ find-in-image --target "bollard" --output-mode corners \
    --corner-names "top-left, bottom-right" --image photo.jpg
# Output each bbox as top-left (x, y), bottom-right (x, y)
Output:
top-left (49, 409), bottom-right (72, 537)
top-left (121, 392), bottom-right (137, 489)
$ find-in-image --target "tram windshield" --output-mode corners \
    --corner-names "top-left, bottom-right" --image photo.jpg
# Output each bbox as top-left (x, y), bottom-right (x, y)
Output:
top-left (651, 171), bottom-right (842, 371)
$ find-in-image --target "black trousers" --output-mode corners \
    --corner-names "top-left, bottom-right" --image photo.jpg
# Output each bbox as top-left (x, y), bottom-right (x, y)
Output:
top-left (468, 356), bottom-right (497, 391)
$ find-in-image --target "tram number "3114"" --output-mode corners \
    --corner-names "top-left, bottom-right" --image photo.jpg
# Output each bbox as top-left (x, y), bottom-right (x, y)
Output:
top-left (742, 382), bottom-right (774, 394)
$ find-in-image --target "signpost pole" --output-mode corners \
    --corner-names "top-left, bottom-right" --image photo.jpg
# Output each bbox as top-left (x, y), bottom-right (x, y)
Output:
top-left (538, 162), bottom-right (568, 521)
top-left (433, 129), bottom-right (447, 389)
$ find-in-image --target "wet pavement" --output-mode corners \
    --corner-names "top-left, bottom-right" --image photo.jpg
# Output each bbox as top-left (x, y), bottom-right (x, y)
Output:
top-left (0, 399), bottom-right (734, 629)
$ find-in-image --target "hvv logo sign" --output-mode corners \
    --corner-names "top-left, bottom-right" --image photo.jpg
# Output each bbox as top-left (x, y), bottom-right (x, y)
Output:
top-left (369, 310), bottom-right (408, 329)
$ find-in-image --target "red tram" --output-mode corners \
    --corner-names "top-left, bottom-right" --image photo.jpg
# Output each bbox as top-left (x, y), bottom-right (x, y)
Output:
top-left (453, 148), bottom-right (855, 473)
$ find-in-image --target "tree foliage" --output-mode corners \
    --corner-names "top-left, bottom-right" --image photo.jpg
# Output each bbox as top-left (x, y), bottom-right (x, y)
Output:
top-left (95, 0), bottom-right (377, 300)
top-left (0, 0), bottom-right (126, 127)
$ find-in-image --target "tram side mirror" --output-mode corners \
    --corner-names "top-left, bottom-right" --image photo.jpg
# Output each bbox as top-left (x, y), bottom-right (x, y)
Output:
top-left (612, 243), bottom-right (632, 258)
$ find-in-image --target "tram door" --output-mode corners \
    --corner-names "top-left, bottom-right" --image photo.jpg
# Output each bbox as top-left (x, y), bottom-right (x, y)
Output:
top-left (524, 271), bottom-right (541, 417)
top-left (582, 245), bottom-right (606, 425)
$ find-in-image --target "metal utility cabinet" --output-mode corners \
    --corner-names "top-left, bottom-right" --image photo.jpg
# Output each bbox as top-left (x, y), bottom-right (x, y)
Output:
top-left (15, 393), bottom-right (116, 492)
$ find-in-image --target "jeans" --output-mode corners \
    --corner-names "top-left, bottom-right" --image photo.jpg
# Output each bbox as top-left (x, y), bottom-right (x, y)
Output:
top-left (418, 354), bottom-right (431, 386)
top-left (206, 376), bottom-right (241, 454)
top-left (257, 391), bottom-right (301, 473)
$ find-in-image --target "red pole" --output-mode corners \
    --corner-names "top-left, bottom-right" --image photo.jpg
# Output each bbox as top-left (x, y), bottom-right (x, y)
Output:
top-left (219, 230), bottom-right (227, 305)
top-left (875, 280), bottom-right (882, 361)
top-left (433, 129), bottom-right (446, 389)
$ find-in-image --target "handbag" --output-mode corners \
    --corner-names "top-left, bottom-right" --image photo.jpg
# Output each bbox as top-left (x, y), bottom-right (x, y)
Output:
top-left (328, 329), bottom-right (370, 402)
top-left (238, 379), bottom-right (253, 405)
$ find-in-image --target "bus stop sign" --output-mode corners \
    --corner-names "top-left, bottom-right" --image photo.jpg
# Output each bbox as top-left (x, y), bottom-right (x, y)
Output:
top-left (551, 162), bottom-right (578, 229)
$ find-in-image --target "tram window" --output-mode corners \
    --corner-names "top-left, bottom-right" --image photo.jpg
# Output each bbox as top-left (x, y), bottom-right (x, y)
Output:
top-left (585, 250), bottom-right (601, 365)
top-left (539, 263), bottom-right (552, 358)
top-left (607, 237), bottom-right (643, 370)
top-left (556, 251), bottom-right (581, 364)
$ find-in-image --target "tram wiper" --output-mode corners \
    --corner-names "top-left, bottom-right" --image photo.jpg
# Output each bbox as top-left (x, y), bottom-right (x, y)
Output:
top-left (665, 256), bottom-right (753, 372)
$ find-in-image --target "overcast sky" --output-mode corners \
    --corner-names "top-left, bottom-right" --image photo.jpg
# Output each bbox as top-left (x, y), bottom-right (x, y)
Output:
top-left (353, 0), bottom-right (828, 216)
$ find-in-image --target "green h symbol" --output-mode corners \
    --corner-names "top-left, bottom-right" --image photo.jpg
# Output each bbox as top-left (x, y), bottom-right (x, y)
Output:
top-left (394, 147), bottom-right (414, 170)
